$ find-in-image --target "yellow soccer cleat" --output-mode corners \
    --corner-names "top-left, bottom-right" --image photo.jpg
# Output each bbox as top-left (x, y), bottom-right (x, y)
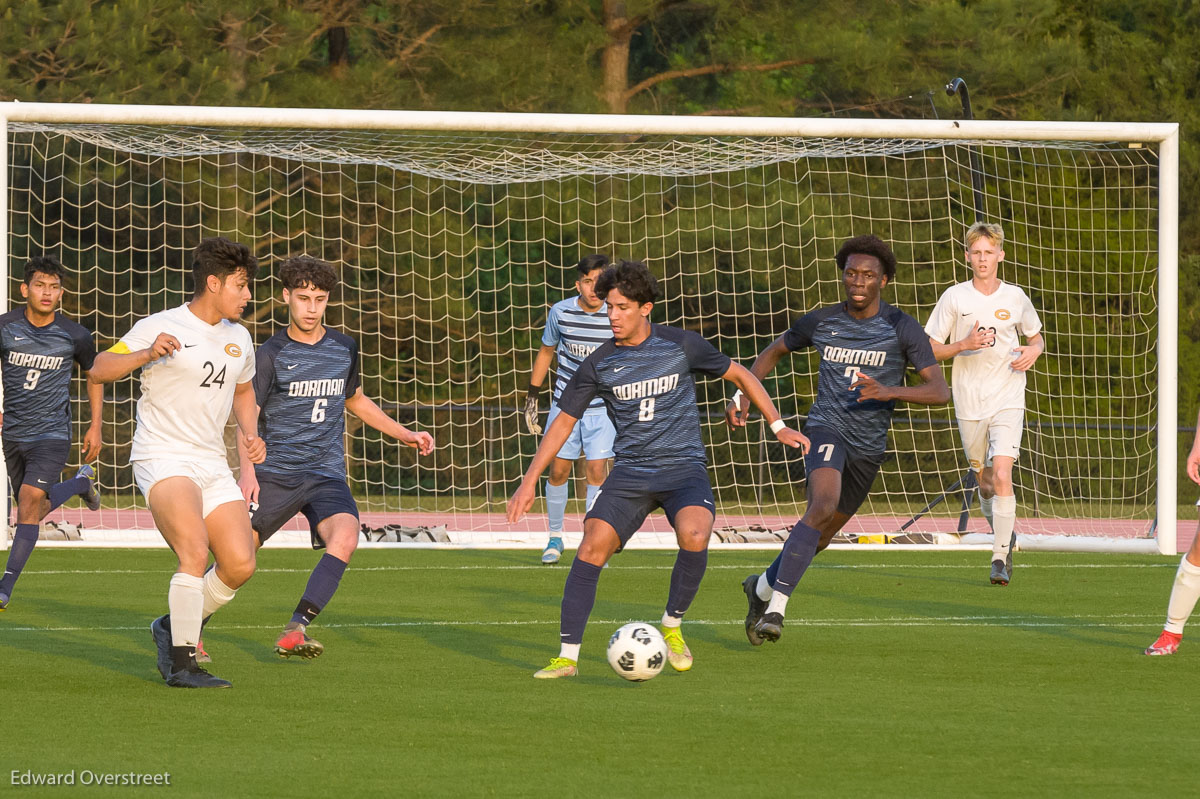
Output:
top-left (661, 626), bottom-right (693, 671)
top-left (533, 656), bottom-right (578, 679)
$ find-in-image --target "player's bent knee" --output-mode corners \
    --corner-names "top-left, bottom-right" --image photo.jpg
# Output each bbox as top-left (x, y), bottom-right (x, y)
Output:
top-left (217, 553), bottom-right (256, 588)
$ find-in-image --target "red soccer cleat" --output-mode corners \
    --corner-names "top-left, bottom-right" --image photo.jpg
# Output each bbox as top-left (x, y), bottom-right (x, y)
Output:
top-left (274, 628), bottom-right (324, 660)
top-left (195, 638), bottom-right (211, 664)
top-left (1144, 630), bottom-right (1182, 656)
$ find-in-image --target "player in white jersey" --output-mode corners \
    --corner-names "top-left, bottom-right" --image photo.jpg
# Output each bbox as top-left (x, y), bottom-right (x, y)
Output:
top-left (523, 254), bottom-right (617, 564)
top-left (924, 222), bottom-right (1044, 585)
top-left (90, 237), bottom-right (265, 688)
top-left (1144, 416), bottom-right (1200, 656)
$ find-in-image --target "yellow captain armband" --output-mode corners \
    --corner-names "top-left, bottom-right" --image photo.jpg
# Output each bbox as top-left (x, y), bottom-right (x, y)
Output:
top-left (106, 342), bottom-right (132, 354)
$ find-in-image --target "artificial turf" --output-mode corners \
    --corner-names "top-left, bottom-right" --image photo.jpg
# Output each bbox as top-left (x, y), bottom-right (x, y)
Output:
top-left (0, 548), bottom-right (1197, 797)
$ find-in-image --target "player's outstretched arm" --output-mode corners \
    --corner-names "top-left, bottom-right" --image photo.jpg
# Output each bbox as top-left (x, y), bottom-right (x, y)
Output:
top-left (852, 365), bottom-right (950, 406)
top-left (722, 361), bottom-right (808, 452)
top-left (344, 390), bottom-right (434, 455)
top-left (81, 374), bottom-right (104, 462)
top-left (725, 334), bottom-right (790, 428)
top-left (89, 333), bottom-right (181, 383)
top-left (232, 381), bottom-right (265, 465)
top-left (1010, 332), bottom-right (1045, 372)
top-left (523, 344), bottom-right (557, 436)
top-left (506, 410), bottom-right (580, 523)
top-left (235, 403), bottom-right (263, 503)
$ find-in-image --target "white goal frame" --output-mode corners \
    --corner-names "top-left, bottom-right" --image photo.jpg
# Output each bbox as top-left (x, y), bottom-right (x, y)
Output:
top-left (0, 103), bottom-right (1180, 554)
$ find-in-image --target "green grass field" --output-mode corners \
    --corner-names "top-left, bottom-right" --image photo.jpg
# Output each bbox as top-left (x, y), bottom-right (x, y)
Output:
top-left (2, 548), bottom-right (1198, 797)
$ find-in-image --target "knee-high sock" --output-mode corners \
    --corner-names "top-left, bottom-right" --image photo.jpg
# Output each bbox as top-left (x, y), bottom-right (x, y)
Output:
top-left (663, 548), bottom-right (708, 623)
top-left (545, 480), bottom-right (569, 534)
top-left (559, 558), bottom-right (604, 646)
top-left (770, 521), bottom-right (822, 600)
top-left (168, 572), bottom-right (205, 650)
top-left (201, 568), bottom-right (237, 618)
top-left (1165, 556), bottom-right (1200, 635)
top-left (0, 523), bottom-right (40, 596)
top-left (979, 493), bottom-right (995, 530)
top-left (585, 483), bottom-right (600, 512)
top-left (292, 553), bottom-right (348, 626)
top-left (47, 475), bottom-right (89, 513)
top-left (992, 495), bottom-right (1017, 559)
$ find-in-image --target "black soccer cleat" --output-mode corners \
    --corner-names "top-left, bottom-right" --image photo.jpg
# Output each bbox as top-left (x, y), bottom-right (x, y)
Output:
top-left (150, 614), bottom-right (173, 679)
top-left (166, 663), bottom-right (232, 689)
top-left (990, 559), bottom-right (1010, 586)
top-left (754, 612), bottom-right (784, 643)
top-left (742, 574), bottom-right (768, 646)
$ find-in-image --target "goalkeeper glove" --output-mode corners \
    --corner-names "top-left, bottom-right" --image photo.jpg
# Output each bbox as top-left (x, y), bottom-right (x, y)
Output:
top-left (524, 384), bottom-right (543, 435)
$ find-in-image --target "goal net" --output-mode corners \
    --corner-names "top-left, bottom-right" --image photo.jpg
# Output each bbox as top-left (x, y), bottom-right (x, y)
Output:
top-left (0, 107), bottom-right (1178, 552)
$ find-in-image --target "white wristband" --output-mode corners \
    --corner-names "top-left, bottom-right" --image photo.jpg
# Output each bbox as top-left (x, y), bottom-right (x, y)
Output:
top-left (769, 419), bottom-right (786, 434)
top-left (731, 389), bottom-right (745, 406)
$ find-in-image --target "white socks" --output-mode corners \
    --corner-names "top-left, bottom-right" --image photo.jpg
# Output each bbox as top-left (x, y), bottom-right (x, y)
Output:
top-left (201, 568), bottom-right (237, 618)
top-left (991, 495), bottom-right (1017, 560)
top-left (558, 643), bottom-right (581, 661)
top-left (1165, 556), bottom-right (1200, 635)
top-left (766, 591), bottom-right (790, 616)
top-left (167, 572), bottom-right (205, 649)
top-left (661, 611), bottom-right (682, 628)
top-left (756, 573), bottom-right (773, 601)
top-left (979, 493), bottom-right (994, 529)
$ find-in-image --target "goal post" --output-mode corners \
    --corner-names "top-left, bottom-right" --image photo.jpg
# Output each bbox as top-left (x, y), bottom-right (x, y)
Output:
top-left (0, 102), bottom-right (1180, 553)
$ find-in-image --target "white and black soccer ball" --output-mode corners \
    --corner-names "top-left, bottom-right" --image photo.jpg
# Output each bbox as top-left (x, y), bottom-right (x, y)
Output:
top-left (606, 622), bottom-right (668, 682)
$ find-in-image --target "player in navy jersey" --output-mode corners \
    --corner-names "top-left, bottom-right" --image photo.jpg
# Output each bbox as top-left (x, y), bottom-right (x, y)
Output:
top-left (232, 255), bottom-right (434, 660)
top-left (522, 254), bottom-right (618, 564)
top-left (0, 256), bottom-right (103, 611)
top-left (727, 235), bottom-right (950, 645)
top-left (508, 260), bottom-right (807, 678)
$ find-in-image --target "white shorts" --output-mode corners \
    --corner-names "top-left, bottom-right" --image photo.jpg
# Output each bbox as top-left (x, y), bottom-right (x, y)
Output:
top-left (546, 403), bottom-right (616, 462)
top-left (132, 457), bottom-right (246, 519)
top-left (957, 408), bottom-right (1024, 472)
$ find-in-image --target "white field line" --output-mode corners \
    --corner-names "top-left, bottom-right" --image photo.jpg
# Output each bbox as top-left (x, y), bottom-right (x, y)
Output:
top-left (16, 562), bottom-right (1176, 576)
top-left (0, 613), bottom-right (1166, 634)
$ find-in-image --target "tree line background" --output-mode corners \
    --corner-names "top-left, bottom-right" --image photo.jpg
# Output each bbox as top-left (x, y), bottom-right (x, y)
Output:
top-left (0, 0), bottom-right (1193, 513)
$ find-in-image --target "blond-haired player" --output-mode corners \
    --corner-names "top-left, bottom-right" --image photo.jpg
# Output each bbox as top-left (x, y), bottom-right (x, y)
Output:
top-left (924, 222), bottom-right (1044, 585)
top-left (90, 237), bottom-right (264, 688)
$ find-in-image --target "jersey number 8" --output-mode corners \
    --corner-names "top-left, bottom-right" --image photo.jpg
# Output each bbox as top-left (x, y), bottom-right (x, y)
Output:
top-left (638, 397), bottom-right (655, 421)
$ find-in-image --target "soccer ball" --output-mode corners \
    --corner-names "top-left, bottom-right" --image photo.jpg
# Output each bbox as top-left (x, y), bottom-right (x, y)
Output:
top-left (606, 622), bottom-right (668, 682)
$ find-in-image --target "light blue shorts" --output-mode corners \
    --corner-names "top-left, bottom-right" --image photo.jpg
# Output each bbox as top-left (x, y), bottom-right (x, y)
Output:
top-left (547, 403), bottom-right (615, 462)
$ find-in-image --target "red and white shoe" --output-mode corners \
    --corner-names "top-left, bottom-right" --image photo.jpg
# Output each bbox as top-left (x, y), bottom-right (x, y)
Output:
top-left (1144, 630), bottom-right (1182, 656)
top-left (275, 628), bottom-right (324, 659)
top-left (195, 638), bottom-right (211, 664)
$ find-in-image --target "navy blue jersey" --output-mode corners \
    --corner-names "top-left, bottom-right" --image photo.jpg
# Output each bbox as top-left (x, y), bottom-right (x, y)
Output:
top-left (254, 328), bottom-right (360, 479)
top-left (0, 309), bottom-right (95, 443)
top-left (784, 301), bottom-right (936, 457)
top-left (557, 324), bottom-right (731, 470)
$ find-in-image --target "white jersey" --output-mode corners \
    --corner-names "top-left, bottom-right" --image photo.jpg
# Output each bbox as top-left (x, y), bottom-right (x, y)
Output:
top-left (924, 280), bottom-right (1042, 420)
top-left (113, 304), bottom-right (255, 463)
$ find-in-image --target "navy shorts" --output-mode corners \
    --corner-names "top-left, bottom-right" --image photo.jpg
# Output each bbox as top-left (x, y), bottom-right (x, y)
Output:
top-left (250, 471), bottom-right (359, 549)
top-left (586, 462), bottom-right (715, 546)
top-left (803, 427), bottom-right (884, 516)
top-left (3, 437), bottom-right (71, 496)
